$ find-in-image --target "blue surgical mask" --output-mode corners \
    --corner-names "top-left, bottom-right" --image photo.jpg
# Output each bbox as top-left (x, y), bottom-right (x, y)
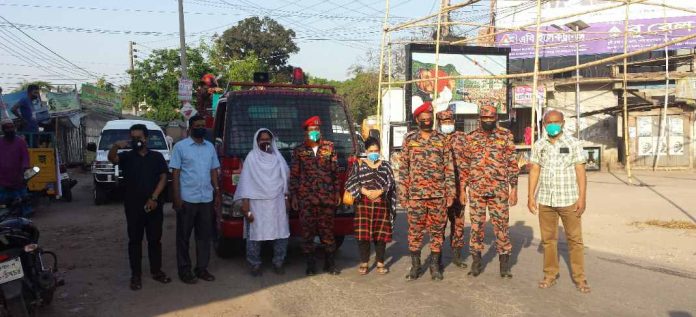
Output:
top-left (308, 130), bottom-right (320, 142)
top-left (440, 124), bottom-right (455, 134)
top-left (545, 123), bottom-right (562, 137)
top-left (367, 152), bottom-right (380, 162)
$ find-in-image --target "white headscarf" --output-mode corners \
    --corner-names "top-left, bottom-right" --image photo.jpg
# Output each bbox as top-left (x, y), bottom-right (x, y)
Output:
top-left (233, 128), bottom-right (289, 201)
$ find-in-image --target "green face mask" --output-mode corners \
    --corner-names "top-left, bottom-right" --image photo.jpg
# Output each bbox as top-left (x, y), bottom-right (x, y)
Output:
top-left (308, 130), bottom-right (321, 142)
top-left (545, 123), bottom-right (562, 137)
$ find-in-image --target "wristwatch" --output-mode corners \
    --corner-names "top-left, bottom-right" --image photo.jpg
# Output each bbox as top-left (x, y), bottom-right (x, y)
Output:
top-left (150, 195), bottom-right (158, 201)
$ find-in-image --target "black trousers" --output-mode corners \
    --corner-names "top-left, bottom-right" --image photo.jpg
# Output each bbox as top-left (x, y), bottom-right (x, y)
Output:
top-left (358, 240), bottom-right (386, 263)
top-left (176, 201), bottom-right (213, 276)
top-left (124, 198), bottom-right (163, 278)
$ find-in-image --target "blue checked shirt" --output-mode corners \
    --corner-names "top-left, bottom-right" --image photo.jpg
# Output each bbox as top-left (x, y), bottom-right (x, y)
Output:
top-left (530, 133), bottom-right (586, 208)
top-left (169, 137), bottom-right (220, 203)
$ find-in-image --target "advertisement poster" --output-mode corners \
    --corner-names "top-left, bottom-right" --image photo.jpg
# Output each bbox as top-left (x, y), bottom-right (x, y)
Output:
top-left (669, 116), bottom-right (684, 136)
top-left (638, 136), bottom-right (655, 156)
top-left (669, 136), bottom-right (685, 155)
top-left (513, 85), bottom-right (546, 108)
top-left (583, 146), bottom-right (601, 171)
top-left (407, 45), bottom-right (509, 118)
top-left (46, 91), bottom-right (80, 116)
top-left (80, 84), bottom-right (122, 115)
top-left (637, 116), bottom-right (653, 137)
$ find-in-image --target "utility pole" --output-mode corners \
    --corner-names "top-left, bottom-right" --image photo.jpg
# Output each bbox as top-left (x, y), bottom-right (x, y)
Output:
top-left (440, 0), bottom-right (450, 38)
top-left (178, 0), bottom-right (188, 79)
top-left (128, 41), bottom-right (136, 80)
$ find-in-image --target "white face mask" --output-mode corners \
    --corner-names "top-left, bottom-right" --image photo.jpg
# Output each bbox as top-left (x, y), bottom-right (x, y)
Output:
top-left (440, 124), bottom-right (455, 134)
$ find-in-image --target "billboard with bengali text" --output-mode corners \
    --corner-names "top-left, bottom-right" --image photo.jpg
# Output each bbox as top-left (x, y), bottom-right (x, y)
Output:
top-left (496, 0), bottom-right (696, 59)
top-left (498, 16), bottom-right (696, 59)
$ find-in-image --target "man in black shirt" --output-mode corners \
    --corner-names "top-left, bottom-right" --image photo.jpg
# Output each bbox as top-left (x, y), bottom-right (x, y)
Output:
top-left (108, 123), bottom-right (171, 290)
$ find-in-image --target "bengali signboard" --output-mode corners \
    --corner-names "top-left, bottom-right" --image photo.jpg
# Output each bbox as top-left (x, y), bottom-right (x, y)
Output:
top-left (80, 84), bottom-right (122, 115)
top-left (46, 91), bottom-right (80, 116)
top-left (513, 85), bottom-right (546, 108)
top-left (497, 0), bottom-right (696, 28)
top-left (178, 79), bottom-right (193, 102)
top-left (497, 16), bottom-right (696, 59)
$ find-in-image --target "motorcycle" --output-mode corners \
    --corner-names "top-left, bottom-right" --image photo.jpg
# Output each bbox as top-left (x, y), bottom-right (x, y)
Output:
top-left (0, 167), bottom-right (62, 317)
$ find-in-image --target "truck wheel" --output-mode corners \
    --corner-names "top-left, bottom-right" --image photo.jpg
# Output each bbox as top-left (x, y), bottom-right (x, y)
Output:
top-left (94, 186), bottom-right (107, 205)
top-left (334, 235), bottom-right (345, 250)
top-left (215, 237), bottom-right (244, 259)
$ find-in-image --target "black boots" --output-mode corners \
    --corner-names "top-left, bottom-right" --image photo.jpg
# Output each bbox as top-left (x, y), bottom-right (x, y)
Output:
top-left (323, 251), bottom-right (341, 275)
top-left (305, 254), bottom-right (317, 276)
top-left (430, 252), bottom-right (443, 281)
top-left (468, 252), bottom-right (482, 277)
top-left (452, 248), bottom-right (468, 269)
top-left (405, 251), bottom-right (421, 281)
top-left (499, 254), bottom-right (512, 279)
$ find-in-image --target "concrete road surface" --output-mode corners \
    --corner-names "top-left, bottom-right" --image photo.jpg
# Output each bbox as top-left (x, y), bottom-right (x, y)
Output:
top-left (31, 170), bottom-right (696, 317)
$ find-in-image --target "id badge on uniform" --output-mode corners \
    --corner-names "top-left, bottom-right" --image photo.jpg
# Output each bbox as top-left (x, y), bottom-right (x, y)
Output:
top-left (560, 147), bottom-right (570, 154)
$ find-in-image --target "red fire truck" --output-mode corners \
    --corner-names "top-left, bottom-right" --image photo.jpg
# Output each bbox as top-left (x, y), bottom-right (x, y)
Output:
top-left (211, 69), bottom-right (358, 257)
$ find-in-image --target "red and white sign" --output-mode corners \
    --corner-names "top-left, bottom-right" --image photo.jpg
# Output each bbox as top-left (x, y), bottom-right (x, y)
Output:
top-left (180, 101), bottom-right (197, 121)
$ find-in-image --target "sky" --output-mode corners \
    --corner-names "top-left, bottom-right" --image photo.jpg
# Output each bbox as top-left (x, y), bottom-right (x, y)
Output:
top-left (0, 0), bottom-right (477, 91)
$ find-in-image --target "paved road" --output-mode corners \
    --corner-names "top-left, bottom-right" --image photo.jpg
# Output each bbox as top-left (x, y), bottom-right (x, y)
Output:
top-left (32, 170), bottom-right (696, 317)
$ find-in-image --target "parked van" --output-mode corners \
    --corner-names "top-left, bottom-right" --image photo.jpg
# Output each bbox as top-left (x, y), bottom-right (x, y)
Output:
top-left (91, 119), bottom-right (171, 205)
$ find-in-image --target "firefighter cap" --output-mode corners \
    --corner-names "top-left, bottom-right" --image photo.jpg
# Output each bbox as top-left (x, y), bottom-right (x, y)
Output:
top-left (479, 105), bottom-right (497, 117)
top-left (413, 101), bottom-right (433, 117)
top-left (436, 109), bottom-right (454, 121)
top-left (303, 116), bottom-right (321, 129)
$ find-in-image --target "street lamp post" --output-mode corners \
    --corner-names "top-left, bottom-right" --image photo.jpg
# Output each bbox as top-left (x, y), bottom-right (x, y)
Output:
top-left (565, 20), bottom-right (590, 140)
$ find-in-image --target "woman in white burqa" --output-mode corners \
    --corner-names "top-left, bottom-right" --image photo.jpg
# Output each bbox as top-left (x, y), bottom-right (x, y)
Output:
top-left (234, 128), bottom-right (290, 276)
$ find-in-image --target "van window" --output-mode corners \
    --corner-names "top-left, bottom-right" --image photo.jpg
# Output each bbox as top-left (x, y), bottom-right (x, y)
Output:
top-left (98, 129), bottom-right (168, 151)
top-left (225, 93), bottom-right (355, 163)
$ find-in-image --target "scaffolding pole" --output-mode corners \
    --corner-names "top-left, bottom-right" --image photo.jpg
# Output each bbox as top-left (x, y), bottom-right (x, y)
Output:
top-left (530, 0), bottom-right (542, 146)
top-left (376, 0), bottom-right (390, 126)
top-left (622, 0), bottom-right (633, 183)
top-left (433, 0), bottom-right (447, 105)
top-left (654, 0), bottom-right (671, 170)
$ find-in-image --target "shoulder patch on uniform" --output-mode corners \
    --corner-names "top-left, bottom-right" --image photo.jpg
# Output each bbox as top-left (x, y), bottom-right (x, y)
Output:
top-left (432, 140), bottom-right (444, 147)
top-left (408, 140), bottom-right (421, 147)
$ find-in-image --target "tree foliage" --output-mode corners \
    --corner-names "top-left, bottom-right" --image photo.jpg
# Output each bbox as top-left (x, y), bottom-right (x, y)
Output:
top-left (125, 47), bottom-right (213, 122)
top-left (217, 17), bottom-right (299, 72)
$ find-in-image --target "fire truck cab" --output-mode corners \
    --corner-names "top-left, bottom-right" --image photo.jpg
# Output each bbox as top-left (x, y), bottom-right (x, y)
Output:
top-left (212, 69), bottom-right (357, 257)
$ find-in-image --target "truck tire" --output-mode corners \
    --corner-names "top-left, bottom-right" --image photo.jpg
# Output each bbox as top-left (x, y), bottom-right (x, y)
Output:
top-left (94, 186), bottom-right (107, 205)
top-left (215, 237), bottom-right (244, 259)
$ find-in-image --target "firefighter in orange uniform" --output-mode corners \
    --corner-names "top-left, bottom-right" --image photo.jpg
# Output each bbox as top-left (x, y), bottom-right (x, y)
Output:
top-left (398, 102), bottom-right (455, 281)
top-left (289, 116), bottom-right (342, 276)
top-left (436, 109), bottom-right (468, 269)
top-left (462, 105), bottom-right (519, 278)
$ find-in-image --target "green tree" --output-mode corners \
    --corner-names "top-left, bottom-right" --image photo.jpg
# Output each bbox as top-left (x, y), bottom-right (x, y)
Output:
top-left (218, 17), bottom-right (299, 73)
top-left (95, 78), bottom-right (115, 92)
top-left (125, 47), bottom-right (213, 122)
top-left (336, 70), bottom-right (379, 124)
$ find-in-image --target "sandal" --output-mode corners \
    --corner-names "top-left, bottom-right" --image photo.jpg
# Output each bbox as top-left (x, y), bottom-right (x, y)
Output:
top-left (358, 263), bottom-right (369, 275)
top-left (130, 276), bottom-right (142, 291)
top-left (152, 271), bottom-right (172, 284)
top-left (576, 281), bottom-right (591, 294)
top-left (376, 263), bottom-right (389, 275)
top-left (538, 277), bottom-right (557, 289)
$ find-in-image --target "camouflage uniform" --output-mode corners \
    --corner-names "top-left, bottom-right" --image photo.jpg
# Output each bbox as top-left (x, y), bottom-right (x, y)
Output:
top-left (398, 131), bottom-right (456, 253)
top-left (437, 110), bottom-right (467, 250)
top-left (462, 126), bottom-right (519, 256)
top-left (289, 140), bottom-right (340, 254)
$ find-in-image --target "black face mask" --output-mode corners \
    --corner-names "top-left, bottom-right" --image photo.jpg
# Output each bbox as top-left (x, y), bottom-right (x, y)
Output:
top-left (192, 128), bottom-right (207, 139)
top-left (418, 120), bottom-right (433, 131)
top-left (3, 130), bottom-right (15, 140)
top-left (131, 139), bottom-right (144, 151)
top-left (259, 141), bottom-right (272, 153)
top-left (481, 121), bottom-right (497, 131)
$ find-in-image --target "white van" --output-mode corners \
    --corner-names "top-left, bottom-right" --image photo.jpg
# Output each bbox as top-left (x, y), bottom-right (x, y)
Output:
top-left (91, 119), bottom-right (171, 205)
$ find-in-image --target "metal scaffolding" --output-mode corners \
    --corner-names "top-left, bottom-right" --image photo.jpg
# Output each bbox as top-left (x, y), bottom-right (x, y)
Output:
top-left (377, 0), bottom-right (696, 183)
